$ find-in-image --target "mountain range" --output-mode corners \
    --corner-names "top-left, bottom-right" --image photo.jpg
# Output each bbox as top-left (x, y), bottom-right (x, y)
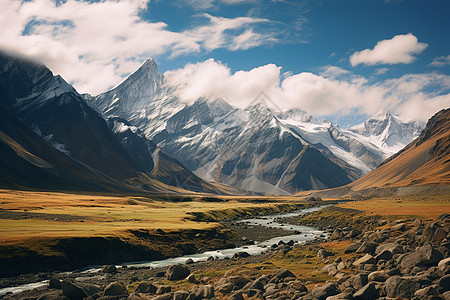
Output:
top-left (86, 58), bottom-right (424, 195)
top-left (0, 52), bottom-right (238, 195)
top-left (0, 53), bottom-right (429, 195)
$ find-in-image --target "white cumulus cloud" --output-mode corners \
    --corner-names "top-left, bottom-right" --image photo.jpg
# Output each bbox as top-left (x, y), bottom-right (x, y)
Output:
top-left (0, 0), bottom-right (279, 95)
top-left (164, 59), bottom-right (450, 123)
top-left (350, 33), bottom-right (428, 66)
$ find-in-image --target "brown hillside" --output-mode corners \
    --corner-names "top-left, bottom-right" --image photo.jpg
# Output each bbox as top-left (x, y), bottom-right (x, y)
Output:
top-left (350, 108), bottom-right (450, 190)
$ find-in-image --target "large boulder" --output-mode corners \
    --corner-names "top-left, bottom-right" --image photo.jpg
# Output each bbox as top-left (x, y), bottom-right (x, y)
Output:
top-left (61, 280), bottom-right (101, 300)
top-left (422, 223), bottom-right (448, 244)
top-left (437, 274), bottom-right (450, 290)
top-left (101, 265), bottom-right (117, 274)
top-left (353, 254), bottom-right (376, 267)
top-left (321, 264), bottom-right (338, 276)
top-left (61, 281), bottom-right (88, 300)
top-left (48, 278), bottom-right (61, 289)
top-left (104, 281), bottom-right (129, 297)
top-left (289, 280), bottom-right (308, 293)
top-left (196, 285), bottom-right (214, 299)
top-left (439, 257), bottom-right (450, 272)
top-left (231, 251), bottom-right (250, 259)
top-left (353, 282), bottom-right (378, 300)
top-left (274, 269), bottom-right (296, 280)
top-left (248, 278), bottom-right (264, 291)
top-left (135, 282), bottom-right (157, 294)
top-left (414, 286), bottom-right (438, 298)
top-left (345, 242), bottom-right (362, 254)
top-left (227, 275), bottom-right (250, 289)
top-left (374, 250), bottom-right (393, 261)
top-left (317, 249), bottom-right (333, 259)
top-left (368, 271), bottom-right (387, 282)
top-left (311, 282), bottom-right (340, 300)
top-left (385, 276), bottom-right (420, 298)
top-left (375, 243), bottom-right (403, 255)
top-left (399, 244), bottom-right (444, 269)
top-left (166, 264), bottom-right (191, 280)
top-left (156, 286), bottom-right (171, 295)
top-left (342, 274), bottom-right (368, 290)
top-left (356, 242), bottom-right (378, 254)
top-left (173, 290), bottom-right (190, 300)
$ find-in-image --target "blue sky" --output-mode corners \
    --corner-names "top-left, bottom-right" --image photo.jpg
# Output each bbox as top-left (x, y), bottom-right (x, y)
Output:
top-left (1, 0), bottom-right (449, 126)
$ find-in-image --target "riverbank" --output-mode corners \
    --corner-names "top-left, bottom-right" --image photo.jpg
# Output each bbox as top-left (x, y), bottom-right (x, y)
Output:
top-left (0, 188), bottom-right (322, 277)
top-left (2, 200), bottom-right (449, 300)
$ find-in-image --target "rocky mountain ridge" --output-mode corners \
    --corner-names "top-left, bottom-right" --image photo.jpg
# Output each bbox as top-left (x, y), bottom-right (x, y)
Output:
top-left (87, 58), bottom-right (425, 194)
top-left (0, 52), bottom-right (234, 194)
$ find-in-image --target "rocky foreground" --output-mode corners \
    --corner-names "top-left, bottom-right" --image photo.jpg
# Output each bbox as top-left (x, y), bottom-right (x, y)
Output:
top-left (1, 207), bottom-right (450, 300)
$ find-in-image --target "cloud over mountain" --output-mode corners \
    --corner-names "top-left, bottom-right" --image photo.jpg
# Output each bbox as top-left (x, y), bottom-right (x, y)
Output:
top-left (164, 59), bottom-right (450, 122)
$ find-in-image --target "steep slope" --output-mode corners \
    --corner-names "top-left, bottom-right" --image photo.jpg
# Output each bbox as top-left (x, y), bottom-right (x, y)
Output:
top-left (349, 108), bottom-right (450, 190)
top-left (0, 52), bottom-right (230, 194)
top-left (88, 59), bottom-right (424, 194)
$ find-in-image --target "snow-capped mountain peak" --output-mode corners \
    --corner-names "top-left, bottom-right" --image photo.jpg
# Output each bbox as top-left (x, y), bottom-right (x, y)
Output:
top-left (348, 113), bottom-right (425, 154)
top-left (89, 58), bottom-right (164, 117)
top-left (87, 58), bottom-right (425, 195)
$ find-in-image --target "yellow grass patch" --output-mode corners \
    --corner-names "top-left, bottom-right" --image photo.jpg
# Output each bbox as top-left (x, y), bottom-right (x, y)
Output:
top-left (0, 189), bottom-right (306, 243)
top-left (338, 196), bottom-right (450, 220)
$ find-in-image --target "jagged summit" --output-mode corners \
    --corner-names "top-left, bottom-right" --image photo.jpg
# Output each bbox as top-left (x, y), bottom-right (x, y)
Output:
top-left (88, 58), bottom-right (164, 117)
top-left (348, 113), bottom-right (425, 154)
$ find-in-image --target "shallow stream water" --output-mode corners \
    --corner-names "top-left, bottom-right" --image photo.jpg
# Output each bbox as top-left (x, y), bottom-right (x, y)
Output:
top-left (0, 205), bottom-right (327, 296)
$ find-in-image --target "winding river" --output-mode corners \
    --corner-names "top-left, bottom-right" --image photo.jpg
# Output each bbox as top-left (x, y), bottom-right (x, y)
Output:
top-left (0, 205), bottom-right (327, 296)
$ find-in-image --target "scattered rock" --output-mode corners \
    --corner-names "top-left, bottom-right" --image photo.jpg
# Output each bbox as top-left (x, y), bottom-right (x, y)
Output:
top-left (103, 281), bottom-right (129, 297)
top-left (367, 271), bottom-right (387, 282)
top-left (414, 286), bottom-right (438, 298)
top-left (353, 282), bottom-right (377, 300)
top-left (198, 285), bottom-right (215, 299)
top-left (356, 242), bottom-right (378, 254)
top-left (289, 280), bottom-right (308, 293)
top-left (61, 280), bottom-right (101, 300)
top-left (156, 286), bottom-right (171, 295)
top-left (152, 293), bottom-right (172, 300)
top-left (438, 257), bottom-right (450, 271)
top-left (227, 275), bottom-right (250, 289)
top-left (101, 265), bottom-right (117, 274)
top-left (135, 282), bottom-right (157, 294)
top-left (385, 276), bottom-right (420, 298)
top-left (186, 274), bottom-right (198, 284)
top-left (437, 274), bottom-right (450, 290)
top-left (345, 242), bottom-right (362, 253)
top-left (317, 249), bottom-right (333, 259)
top-left (230, 291), bottom-right (244, 300)
top-left (375, 243), bottom-right (403, 255)
top-left (342, 274), bottom-right (368, 290)
top-left (166, 264), bottom-right (190, 280)
top-left (231, 251), bottom-right (250, 259)
top-left (423, 223), bottom-right (448, 244)
top-left (374, 250), bottom-right (393, 261)
top-left (353, 254), bottom-right (376, 267)
top-left (321, 264), bottom-right (338, 276)
top-left (311, 282), bottom-right (340, 300)
top-left (399, 244), bottom-right (444, 269)
top-left (173, 290), bottom-right (190, 300)
top-left (127, 293), bottom-right (153, 299)
top-left (48, 278), bottom-right (61, 289)
top-left (185, 258), bottom-right (194, 265)
top-left (274, 269), bottom-right (296, 279)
